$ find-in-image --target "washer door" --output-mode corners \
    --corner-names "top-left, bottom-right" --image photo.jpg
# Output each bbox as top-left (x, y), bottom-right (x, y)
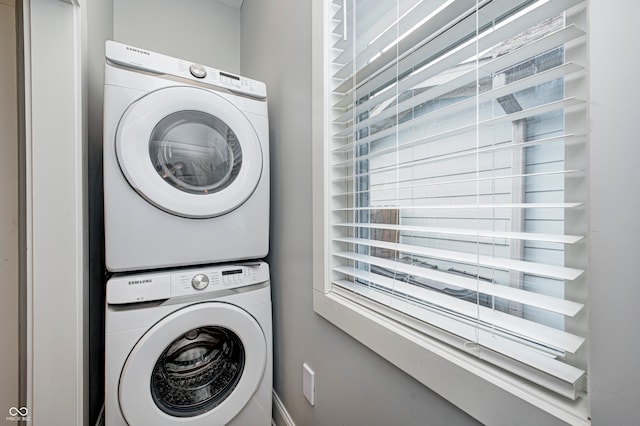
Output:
top-left (119, 302), bottom-right (267, 425)
top-left (116, 86), bottom-right (263, 218)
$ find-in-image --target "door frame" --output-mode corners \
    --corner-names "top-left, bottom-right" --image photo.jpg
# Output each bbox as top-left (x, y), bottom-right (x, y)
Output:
top-left (21, 0), bottom-right (87, 423)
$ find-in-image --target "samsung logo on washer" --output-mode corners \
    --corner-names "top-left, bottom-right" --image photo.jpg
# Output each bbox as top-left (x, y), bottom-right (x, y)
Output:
top-left (128, 278), bottom-right (152, 285)
top-left (126, 46), bottom-right (150, 56)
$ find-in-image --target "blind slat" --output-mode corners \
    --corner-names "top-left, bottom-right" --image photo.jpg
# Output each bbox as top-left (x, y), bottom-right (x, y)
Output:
top-left (335, 61), bottom-right (583, 139)
top-left (333, 23), bottom-right (585, 113)
top-left (333, 0), bottom-right (583, 95)
top-left (333, 0), bottom-right (479, 80)
top-left (334, 222), bottom-right (583, 244)
top-left (333, 236), bottom-right (584, 281)
top-left (333, 98), bottom-right (584, 155)
top-left (332, 133), bottom-right (584, 168)
top-left (332, 202), bottom-right (582, 211)
top-left (332, 162), bottom-right (582, 186)
top-left (333, 0), bottom-right (509, 93)
top-left (333, 266), bottom-right (584, 353)
top-left (334, 251), bottom-right (584, 316)
top-left (332, 281), bottom-right (585, 398)
top-left (333, 0), bottom-right (430, 65)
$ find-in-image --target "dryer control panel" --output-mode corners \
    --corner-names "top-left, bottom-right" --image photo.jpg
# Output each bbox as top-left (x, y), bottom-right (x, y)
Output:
top-left (107, 262), bottom-right (269, 304)
top-left (105, 40), bottom-right (267, 99)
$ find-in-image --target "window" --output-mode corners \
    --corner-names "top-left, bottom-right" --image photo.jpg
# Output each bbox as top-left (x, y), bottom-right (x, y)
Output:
top-left (313, 0), bottom-right (588, 422)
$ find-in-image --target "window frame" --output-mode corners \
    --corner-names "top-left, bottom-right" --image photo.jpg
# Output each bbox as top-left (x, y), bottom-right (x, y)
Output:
top-left (310, 1), bottom-right (590, 424)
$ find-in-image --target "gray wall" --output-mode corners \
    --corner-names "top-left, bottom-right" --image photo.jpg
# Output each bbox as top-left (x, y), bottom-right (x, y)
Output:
top-left (240, 0), bottom-right (640, 425)
top-left (113, 0), bottom-right (241, 73)
top-left (240, 1), bottom-right (479, 424)
top-left (589, 0), bottom-right (640, 423)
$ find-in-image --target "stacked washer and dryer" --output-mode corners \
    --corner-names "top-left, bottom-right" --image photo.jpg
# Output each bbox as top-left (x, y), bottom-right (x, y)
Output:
top-left (102, 41), bottom-right (272, 425)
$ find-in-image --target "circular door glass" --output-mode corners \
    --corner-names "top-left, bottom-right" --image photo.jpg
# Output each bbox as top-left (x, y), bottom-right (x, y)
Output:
top-left (114, 86), bottom-right (264, 218)
top-left (150, 326), bottom-right (245, 417)
top-left (118, 302), bottom-right (267, 425)
top-left (149, 111), bottom-right (242, 195)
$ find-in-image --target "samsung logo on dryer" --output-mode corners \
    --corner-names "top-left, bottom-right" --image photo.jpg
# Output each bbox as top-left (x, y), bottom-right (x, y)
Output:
top-left (126, 46), bottom-right (150, 56)
top-left (128, 278), bottom-right (152, 285)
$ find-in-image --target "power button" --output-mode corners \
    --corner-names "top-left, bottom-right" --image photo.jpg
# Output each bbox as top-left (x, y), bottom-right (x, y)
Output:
top-left (191, 274), bottom-right (209, 290)
top-left (189, 64), bottom-right (207, 79)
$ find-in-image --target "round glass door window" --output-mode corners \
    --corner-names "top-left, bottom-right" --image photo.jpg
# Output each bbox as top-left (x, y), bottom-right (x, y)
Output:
top-left (150, 326), bottom-right (245, 417)
top-left (149, 111), bottom-right (242, 195)
top-left (115, 86), bottom-right (263, 218)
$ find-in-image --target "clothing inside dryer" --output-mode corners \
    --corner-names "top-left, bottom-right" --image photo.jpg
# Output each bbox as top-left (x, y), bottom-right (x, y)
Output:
top-left (149, 111), bottom-right (243, 195)
top-left (151, 326), bottom-right (245, 417)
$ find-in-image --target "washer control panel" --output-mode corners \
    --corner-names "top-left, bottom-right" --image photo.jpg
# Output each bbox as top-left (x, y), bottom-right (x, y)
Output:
top-left (107, 262), bottom-right (269, 304)
top-left (105, 41), bottom-right (267, 99)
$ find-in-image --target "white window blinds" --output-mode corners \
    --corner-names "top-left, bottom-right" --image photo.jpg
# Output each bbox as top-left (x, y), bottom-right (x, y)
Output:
top-left (327, 0), bottom-right (587, 399)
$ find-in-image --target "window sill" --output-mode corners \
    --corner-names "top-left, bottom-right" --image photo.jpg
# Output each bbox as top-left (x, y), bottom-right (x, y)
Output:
top-left (313, 289), bottom-right (589, 426)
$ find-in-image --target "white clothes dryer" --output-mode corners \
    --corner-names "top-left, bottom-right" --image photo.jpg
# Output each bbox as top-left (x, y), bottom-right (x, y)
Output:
top-left (103, 41), bottom-right (269, 272)
top-left (105, 261), bottom-right (272, 426)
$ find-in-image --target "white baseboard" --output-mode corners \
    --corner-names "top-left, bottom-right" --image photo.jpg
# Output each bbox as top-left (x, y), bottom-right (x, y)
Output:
top-left (272, 390), bottom-right (296, 426)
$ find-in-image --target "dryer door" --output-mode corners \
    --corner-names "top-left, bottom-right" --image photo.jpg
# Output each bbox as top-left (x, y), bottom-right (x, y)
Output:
top-left (118, 302), bottom-right (267, 425)
top-left (116, 86), bottom-right (263, 218)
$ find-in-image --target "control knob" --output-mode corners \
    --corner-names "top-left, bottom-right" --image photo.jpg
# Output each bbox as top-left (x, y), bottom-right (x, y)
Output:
top-left (191, 274), bottom-right (209, 290)
top-left (189, 63), bottom-right (207, 79)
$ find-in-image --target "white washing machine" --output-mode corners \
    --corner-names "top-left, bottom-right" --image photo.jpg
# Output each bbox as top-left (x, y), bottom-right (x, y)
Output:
top-left (103, 41), bottom-right (269, 272)
top-left (105, 261), bottom-right (272, 426)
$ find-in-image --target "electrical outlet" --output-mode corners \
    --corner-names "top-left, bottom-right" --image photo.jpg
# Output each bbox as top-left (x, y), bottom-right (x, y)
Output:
top-left (302, 363), bottom-right (315, 406)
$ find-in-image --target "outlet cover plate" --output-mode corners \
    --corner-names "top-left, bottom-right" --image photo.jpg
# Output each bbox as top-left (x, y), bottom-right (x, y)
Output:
top-left (303, 363), bottom-right (315, 406)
